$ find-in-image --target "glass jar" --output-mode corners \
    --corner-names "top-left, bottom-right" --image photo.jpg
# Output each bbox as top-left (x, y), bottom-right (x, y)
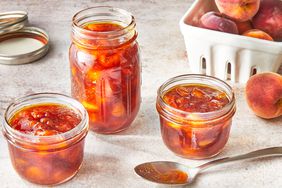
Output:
top-left (2, 93), bottom-right (89, 185)
top-left (69, 6), bottom-right (141, 134)
top-left (156, 74), bottom-right (236, 159)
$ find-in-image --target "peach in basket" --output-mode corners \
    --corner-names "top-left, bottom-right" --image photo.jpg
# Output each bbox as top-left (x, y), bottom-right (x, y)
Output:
top-left (179, 0), bottom-right (282, 83)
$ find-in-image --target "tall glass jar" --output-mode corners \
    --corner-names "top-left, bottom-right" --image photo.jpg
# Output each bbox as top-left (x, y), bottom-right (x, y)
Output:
top-left (70, 6), bottom-right (141, 134)
top-left (2, 93), bottom-right (89, 185)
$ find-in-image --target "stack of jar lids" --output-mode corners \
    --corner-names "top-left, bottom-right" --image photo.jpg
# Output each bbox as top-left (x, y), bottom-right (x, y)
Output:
top-left (0, 11), bottom-right (49, 65)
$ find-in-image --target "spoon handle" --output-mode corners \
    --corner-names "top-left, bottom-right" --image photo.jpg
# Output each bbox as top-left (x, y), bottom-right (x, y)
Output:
top-left (198, 147), bottom-right (282, 171)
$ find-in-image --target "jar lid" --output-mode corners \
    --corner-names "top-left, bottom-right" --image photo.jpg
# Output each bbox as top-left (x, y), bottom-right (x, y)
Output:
top-left (0, 11), bottom-right (28, 35)
top-left (0, 11), bottom-right (49, 65)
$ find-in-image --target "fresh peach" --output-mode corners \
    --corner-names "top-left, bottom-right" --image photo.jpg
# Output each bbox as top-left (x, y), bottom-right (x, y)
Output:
top-left (245, 72), bottom-right (282, 119)
top-left (243, 29), bottom-right (274, 41)
top-left (215, 0), bottom-right (260, 22)
top-left (235, 20), bottom-right (253, 34)
top-left (252, 0), bottom-right (282, 41)
top-left (200, 11), bottom-right (239, 34)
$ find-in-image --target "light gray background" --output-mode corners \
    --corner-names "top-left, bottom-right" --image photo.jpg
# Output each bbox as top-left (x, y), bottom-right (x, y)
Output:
top-left (0, 0), bottom-right (282, 187)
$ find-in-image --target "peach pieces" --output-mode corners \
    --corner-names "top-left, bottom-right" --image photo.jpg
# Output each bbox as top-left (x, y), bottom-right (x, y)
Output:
top-left (215, 0), bottom-right (260, 22)
top-left (245, 72), bottom-right (282, 119)
top-left (200, 11), bottom-right (239, 34)
top-left (252, 0), bottom-right (282, 41)
top-left (243, 29), bottom-right (273, 41)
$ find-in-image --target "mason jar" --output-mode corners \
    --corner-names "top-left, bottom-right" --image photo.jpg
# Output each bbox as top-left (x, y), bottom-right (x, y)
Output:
top-left (70, 6), bottom-right (141, 134)
top-left (2, 93), bottom-right (89, 185)
top-left (156, 74), bottom-right (236, 159)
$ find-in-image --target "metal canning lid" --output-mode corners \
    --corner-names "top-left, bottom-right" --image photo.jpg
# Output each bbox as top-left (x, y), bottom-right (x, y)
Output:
top-left (0, 11), bottom-right (28, 35)
top-left (0, 27), bottom-right (49, 65)
top-left (0, 11), bottom-right (49, 65)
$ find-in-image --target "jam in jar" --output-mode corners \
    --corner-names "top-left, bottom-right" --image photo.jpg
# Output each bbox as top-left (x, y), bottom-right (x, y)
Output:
top-left (156, 75), bottom-right (236, 159)
top-left (2, 93), bottom-right (89, 185)
top-left (70, 7), bottom-right (141, 134)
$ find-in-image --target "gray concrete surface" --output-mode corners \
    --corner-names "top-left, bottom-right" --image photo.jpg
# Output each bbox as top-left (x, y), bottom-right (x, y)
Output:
top-left (0, 0), bottom-right (282, 187)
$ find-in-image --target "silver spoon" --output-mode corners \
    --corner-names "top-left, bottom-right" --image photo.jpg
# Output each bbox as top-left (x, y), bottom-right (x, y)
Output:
top-left (134, 147), bottom-right (282, 186)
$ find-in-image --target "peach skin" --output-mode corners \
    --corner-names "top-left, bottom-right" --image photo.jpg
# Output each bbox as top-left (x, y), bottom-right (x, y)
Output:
top-left (245, 72), bottom-right (282, 119)
top-left (200, 11), bottom-right (239, 34)
top-left (215, 0), bottom-right (260, 22)
top-left (235, 20), bottom-right (253, 34)
top-left (243, 29), bottom-right (274, 41)
top-left (252, 0), bottom-right (282, 41)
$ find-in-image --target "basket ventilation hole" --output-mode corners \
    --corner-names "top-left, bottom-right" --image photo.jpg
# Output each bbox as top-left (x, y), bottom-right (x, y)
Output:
top-left (226, 62), bottom-right (231, 80)
top-left (201, 57), bottom-right (206, 75)
top-left (251, 67), bottom-right (257, 76)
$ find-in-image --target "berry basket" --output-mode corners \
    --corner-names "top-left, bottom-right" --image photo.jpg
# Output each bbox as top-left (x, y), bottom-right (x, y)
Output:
top-left (179, 0), bottom-right (282, 83)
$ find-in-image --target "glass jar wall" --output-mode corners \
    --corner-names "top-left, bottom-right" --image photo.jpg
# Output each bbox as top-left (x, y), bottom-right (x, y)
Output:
top-left (70, 6), bottom-right (141, 134)
top-left (2, 93), bottom-right (89, 185)
top-left (156, 75), bottom-right (236, 159)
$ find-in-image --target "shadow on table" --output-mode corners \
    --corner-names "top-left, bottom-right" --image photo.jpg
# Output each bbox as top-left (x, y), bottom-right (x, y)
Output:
top-left (90, 119), bottom-right (168, 157)
top-left (74, 152), bottom-right (119, 180)
top-left (91, 96), bottom-right (160, 138)
top-left (264, 115), bottom-right (282, 125)
top-left (115, 95), bottom-right (160, 137)
top-left (88, 94), bottom-right (166, 156)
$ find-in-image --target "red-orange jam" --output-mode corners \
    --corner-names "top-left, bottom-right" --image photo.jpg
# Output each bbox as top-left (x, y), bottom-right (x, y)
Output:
top-left (70, 20), bottom-right (140, 134)
top-left (9, 104), bottom-right (81, 136)
top-left (158, 169), bottom-right (188, 184)
top-left (149, 169), bottom-right (188, 184)
top-left (6, 103), bottom-right (86, 185)
top-left (157, 83), bottom-right (235, 159)
top-left (136, 163), bottom-right (188, 184)
top-left (163, 85), bottom-right (229, 113)
top-left (84, 22), bottom-right (123, 32)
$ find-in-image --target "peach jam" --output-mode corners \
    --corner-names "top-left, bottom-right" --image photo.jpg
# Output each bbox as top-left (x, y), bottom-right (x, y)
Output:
top-left (70, 7), bottom-right (141, 134)
top-left (10, 104), bottom-right (81, 136)
top-left (156, 75), bottom-right (236, 159)
top-left (2, 93), bottom-right (89, 185)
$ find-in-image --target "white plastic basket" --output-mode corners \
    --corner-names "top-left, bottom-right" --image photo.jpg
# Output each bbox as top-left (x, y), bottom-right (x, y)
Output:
top-left (179, 0), bottom-right (282, 83)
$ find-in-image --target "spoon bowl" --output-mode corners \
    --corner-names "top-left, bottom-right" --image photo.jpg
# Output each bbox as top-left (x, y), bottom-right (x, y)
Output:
top-left (134, 161), bottom-right (199, 185)
top-left (134, 161), bottom-right (200, 185)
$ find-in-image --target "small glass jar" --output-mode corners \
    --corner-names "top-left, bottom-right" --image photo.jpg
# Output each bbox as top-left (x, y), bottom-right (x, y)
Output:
top-left (2, 93), bottom-right (89, 185)
top-left (69, 6), bottom-right (141, 134)
top-left (156, 74), bottom-right (236, 159)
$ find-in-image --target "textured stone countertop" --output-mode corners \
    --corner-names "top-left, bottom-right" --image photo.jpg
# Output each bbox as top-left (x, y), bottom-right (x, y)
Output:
top-left (0, 0), bottom-right (282, 188)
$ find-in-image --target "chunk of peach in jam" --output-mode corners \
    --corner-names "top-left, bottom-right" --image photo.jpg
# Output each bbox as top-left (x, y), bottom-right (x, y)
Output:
top-left (160, 84), bottom-right (231, 159)
top-left (8, 104), bottom-right (84, 185)
top-left (10, 104), bottom-right (81, 136)
top-left (70, 21), bottom-right (140, 134)
top-left (163, 85), bottom-right (229, 113)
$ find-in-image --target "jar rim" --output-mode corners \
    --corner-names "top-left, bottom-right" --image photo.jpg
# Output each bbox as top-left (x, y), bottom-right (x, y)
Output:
top-left (157, 74), bottom-right (236, 121)
top-left (2, 92), bottom-right (89, 144)
top-left (72, 6), bottom-right (135, 36)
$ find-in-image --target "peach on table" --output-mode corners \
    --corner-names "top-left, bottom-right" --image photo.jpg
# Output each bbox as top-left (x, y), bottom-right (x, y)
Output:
top-left (246, 72), bottom-right (282, 119)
